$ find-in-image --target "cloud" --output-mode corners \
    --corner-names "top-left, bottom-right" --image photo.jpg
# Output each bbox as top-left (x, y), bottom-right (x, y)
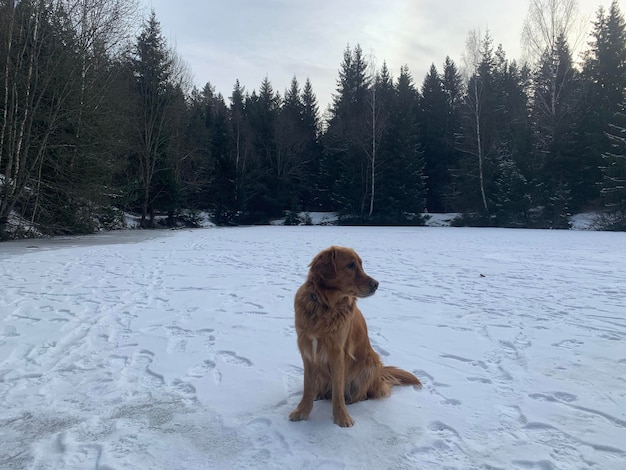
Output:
top-left (147, 0), bottom-right (622, 108)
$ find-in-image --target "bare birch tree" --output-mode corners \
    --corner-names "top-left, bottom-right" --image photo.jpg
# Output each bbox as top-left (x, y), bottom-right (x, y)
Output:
top-left (522, 0), bottom-right (585, 63)
top-left (522, 0), bottom-right (583, 124)
top-left (0, 0), bottom-right (138, 236)
top-left (366, 53), bottom-right (379, 217)
top-left (462, 29), bottom-right (490, 214)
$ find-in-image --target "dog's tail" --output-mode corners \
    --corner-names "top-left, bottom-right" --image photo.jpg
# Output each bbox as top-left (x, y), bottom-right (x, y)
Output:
top-left (382, 366), bottom-right (423, 388)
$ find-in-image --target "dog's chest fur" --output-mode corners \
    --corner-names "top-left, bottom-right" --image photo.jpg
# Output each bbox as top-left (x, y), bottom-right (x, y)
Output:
top-left (295, 286), bottom-right (356, 364)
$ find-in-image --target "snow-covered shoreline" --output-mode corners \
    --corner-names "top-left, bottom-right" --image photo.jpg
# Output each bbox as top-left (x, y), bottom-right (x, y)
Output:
top-left (1, 226), bottom-right (625, 469)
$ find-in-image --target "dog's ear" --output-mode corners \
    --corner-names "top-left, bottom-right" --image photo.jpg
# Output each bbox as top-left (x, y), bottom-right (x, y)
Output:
top-left (309, 247), bottom-right (337, 280)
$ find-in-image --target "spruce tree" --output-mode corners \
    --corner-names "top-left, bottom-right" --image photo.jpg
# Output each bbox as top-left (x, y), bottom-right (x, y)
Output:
top-left (129, 10), bottom-right (178, 228)
top-left (601, 102), bottom-right (626, 229)
top-left (580, 1), bottom-right (626, 208)
top-left (299, 78), bottom-right (323, 210)
top-left (323, 44), bottom-right (371, 216)
top-left (241, 76), bottom-right (281, 221)
top-left (531, 34), bottom-right (580, 227)
top-left (441, 57), bottom-right (464, 212)
top-left (420, 63), bottom-right (448, 212)
top-left (229, 79), bottom-right (250, 215)
top-left (384, 65), bottom-right (426, 218)
top-left (491, 49), bottom-right (533, 225)
top-left (455, 31), bottom-right (499, 218)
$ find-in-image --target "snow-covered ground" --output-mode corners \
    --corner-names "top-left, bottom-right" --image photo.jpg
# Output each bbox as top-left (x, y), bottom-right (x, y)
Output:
top-left (1, 226), bottom-right (625, 469)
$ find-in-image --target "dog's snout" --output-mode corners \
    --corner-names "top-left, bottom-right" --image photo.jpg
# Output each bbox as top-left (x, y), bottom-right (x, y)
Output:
top-left (369, 279), bottom-right (379, 292)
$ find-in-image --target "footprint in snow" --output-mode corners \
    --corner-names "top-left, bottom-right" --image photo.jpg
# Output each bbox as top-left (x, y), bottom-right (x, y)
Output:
top-left (129, 349), bottom-right (165, 389)
top-left (553, 391), bottom-right (577, 402)
top-left (405, 420), bottom-right (468, 466)
top-left (2, 326), bottom-right (20, 337)
top-left (467, 376), bottom-right (493, 384)
top-left (552, 338), bottom-right (584, 348)
top-left (529, 391), bottom-right (579, 405)
top-left (166, 337), bottom-right (187, 354)
top-left (218, 350), bottom-right (253, 367)
top-left (171, 378), bottom-right (196, 397)
top-left (427, 420), bottom-right (465, 447)
top-left (187, 359), bottom-right (217, 378)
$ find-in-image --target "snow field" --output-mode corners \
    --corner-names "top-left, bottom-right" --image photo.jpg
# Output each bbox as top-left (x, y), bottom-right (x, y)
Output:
top-left (0, 226), bottom-right (625, 469)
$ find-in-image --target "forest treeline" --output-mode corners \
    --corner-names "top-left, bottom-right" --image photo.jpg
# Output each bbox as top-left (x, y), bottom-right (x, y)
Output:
top-left (1, 0), bottom-right (626, 239)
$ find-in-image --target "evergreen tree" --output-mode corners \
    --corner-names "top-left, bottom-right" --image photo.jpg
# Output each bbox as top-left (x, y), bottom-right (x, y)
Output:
top-left (531, 34), bottom-right (580, 227)
top-left (579, 1), bottom-right (626, 208)
top-left (441, 57), bottom-right (464, 212)
top-left (382, 65), bottom-right (426, 218)
top-left (420, 63), bottom-right (448, 212)
top-left (276, 77), bottom-right (325, 211)
top-left (0, 0), bottom-right (139, 237)
top-left (322, 44), bottom-right (371, 215)
top-left (455, 31), bottom-right (499, 218)
top-left (491, 49), bottom-right (533, 225)
top-left (452, 33), bottom-right (534, 225)
top-left (275, 76), bottom-right (310, 210)
top-left (600, 102), bottom-right (626, 229)
top-left (229, 79), bottom-right (251, 215)
top-left (186, 83), bottom-right (236, 224)
top-left (364, 61), bottom-right (394, 217)
top-left (243, 76), bottom-right (281, 221)
top-left (128, 10), bottom-right (179, 228)
top-left (300, 78), bottom-right (323, 209)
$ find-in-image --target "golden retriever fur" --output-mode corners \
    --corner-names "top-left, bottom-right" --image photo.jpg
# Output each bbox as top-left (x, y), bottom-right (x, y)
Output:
top-left (289, 246), bottom-right (422, 427)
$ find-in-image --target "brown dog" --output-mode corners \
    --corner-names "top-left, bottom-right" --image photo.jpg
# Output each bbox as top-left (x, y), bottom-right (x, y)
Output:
top-left (289, 246), bottom-right (422, 427)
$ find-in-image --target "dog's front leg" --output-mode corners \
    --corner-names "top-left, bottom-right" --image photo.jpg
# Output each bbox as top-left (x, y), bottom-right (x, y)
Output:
top-left (289, 358), bottom-right (315, 421)
top-left (330, 345), bottom-right (354, 427)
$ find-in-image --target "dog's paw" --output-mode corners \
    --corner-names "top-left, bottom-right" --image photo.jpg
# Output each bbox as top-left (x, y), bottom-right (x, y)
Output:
top-left (289, 409), bottom-right (310, 421)
top-left (333, 413), bottom-right (355, 427)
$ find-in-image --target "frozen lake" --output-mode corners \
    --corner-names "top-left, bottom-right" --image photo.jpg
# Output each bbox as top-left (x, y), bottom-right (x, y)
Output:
top-left (1, 226), bottom-right (625, 469)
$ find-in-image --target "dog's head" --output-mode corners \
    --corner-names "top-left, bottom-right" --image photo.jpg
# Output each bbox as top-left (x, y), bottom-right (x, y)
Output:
top-left (309, 246), bottom-right (379, 298)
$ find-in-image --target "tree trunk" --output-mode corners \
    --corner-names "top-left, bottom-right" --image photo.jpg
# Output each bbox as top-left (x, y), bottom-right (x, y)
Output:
top-left (369, 82), bottom-right (376, 217)
top-left (473, 79), bottom-right (489, 214)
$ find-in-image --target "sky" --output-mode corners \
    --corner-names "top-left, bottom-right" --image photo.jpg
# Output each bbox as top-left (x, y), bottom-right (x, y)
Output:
top-left (143, 0), bottom-right (625, 111)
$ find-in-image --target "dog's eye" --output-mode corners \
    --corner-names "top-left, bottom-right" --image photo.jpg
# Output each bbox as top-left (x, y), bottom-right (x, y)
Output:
top-left (347, 262), bottom-right (356, 270)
